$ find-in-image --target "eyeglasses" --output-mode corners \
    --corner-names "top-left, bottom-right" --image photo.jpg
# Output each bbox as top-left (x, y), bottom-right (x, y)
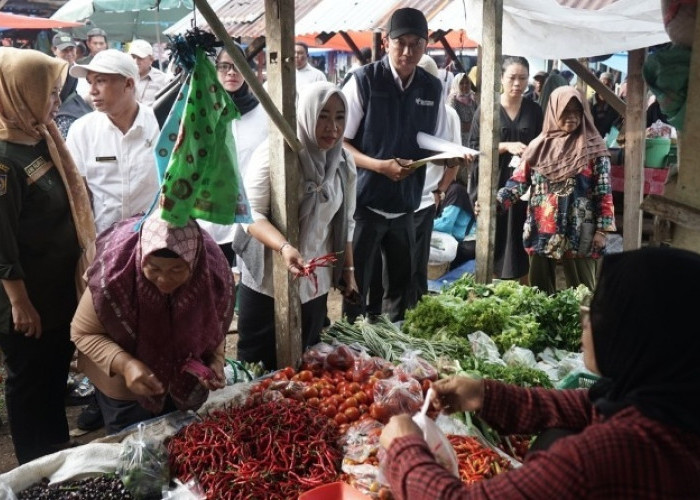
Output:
top-left (215, 63), bottom-right (238, 74)
top-left (388, 37), bottom-right (425, 52)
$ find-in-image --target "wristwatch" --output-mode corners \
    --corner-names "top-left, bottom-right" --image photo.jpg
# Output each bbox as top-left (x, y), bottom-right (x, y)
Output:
top-left (433, 189), bottom-right (445, 201)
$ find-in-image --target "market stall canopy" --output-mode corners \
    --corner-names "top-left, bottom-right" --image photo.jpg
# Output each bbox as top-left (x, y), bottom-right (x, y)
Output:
top-left (465, 0), bottom-right (670, 59)
top-left (295, 29), bottom-right (476, 52)
top-left (0, 12), bottom-right (84, 30)
top-left (50, 0), bottom-right (194, 42)
top-left (165, 0), bottom-right (475, 45)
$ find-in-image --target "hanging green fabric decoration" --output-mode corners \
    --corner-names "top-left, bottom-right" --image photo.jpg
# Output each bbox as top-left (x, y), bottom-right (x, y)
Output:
top-left (643, 45), bottom-right (690, 132)
top-left (158, 46), bottom-right (252, 226)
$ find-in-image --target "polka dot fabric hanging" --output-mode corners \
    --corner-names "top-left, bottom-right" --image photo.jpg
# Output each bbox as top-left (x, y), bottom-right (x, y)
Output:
top-left (157, 47), bottom-right (252, 227)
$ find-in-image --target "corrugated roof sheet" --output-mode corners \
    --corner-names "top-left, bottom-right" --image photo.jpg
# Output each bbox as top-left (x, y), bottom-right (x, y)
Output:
top-left (166, 0), bottom-right (323, 39)
top-left (166, 0), bottom-right (471, 39)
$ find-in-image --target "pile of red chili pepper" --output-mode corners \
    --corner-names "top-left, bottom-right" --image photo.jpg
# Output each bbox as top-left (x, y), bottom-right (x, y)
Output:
top-left (167, 398), bottom-right (342, 499)
top-left (295, 252), bottom-right (338, 295)
top-left (447, 434), bottom-right (512, 485)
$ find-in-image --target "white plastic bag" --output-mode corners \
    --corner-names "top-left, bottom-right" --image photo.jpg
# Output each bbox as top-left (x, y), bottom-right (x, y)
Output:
top-left (429, 231), bottom-right (458, 264)
top-left (411, 388), bottom-right (460, 477)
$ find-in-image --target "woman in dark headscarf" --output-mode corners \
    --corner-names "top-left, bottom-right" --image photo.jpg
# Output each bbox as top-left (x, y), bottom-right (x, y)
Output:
top-left (497, 86), bottom-right (615, 294)
top-left (71, 211), bottom-right (234, 434)
top-left (379, 246), bottom-right (700, 499)
top-left (198, 42), bottom-right (269, 267)
top-left (0, 47), bottom-right (95, 464)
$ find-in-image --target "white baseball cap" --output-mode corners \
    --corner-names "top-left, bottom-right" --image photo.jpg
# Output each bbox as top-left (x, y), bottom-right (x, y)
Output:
top-left (128, 39), bottom-right (153, 59)
top-left (70, 49), bottom-right (139, 80)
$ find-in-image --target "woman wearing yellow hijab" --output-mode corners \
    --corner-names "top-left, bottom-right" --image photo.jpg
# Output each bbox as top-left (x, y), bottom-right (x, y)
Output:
top-left (0, 47), bottom-right (95, 464)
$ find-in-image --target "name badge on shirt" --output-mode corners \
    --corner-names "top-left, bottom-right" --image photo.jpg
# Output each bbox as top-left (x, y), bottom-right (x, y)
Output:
top-left (24, 156), bottom-right (53, 186)
top-left (95, 156), bottom-right (117, 162)
top-left (415, 98), bottom-right (434, 107)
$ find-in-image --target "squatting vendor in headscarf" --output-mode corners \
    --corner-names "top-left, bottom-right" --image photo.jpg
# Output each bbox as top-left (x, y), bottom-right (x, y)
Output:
top-left (71, 211), bottom-right (234, 434)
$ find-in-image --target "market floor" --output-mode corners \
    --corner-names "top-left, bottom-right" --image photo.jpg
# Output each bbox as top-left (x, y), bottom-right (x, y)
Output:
top-left (0, 288), bottom-right (345, 475)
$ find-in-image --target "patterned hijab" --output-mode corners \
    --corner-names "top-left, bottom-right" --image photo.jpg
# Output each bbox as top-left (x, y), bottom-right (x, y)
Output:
top-left (0, 47), bottom-right (95, 295)
top-left (588, 247), bottom-right (700, 434)
top-left (296, 82), bottom-right (346, 241)
top-left (87, 212), bottom-right (234, 413)
top-left (522, 86), bottom-right (609, 183)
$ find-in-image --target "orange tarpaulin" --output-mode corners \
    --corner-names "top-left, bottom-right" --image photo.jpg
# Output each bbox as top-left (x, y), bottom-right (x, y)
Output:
top-left (0, 12), bottom-right (83, 30)
top-left (297, 29), bottom-right (477, 52)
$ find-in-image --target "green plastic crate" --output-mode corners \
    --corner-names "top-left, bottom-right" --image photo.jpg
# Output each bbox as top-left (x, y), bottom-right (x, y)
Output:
top-left (556, 371), bottom-right (600, 389)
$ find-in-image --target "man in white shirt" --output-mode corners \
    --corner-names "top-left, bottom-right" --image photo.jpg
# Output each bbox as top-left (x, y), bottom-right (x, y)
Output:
top-left (128, 39), bottom-right (171, 106)
top-left (295, 42), bottom-right (327, 89)
top-left (67, 49), bottom-right (161, 235)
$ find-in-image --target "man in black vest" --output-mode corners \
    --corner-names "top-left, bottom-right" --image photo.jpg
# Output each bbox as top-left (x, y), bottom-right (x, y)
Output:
top-left (341, 8), bottom-right (453, 322)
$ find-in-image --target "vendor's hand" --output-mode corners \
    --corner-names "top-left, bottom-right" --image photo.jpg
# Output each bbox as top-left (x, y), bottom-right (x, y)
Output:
top-left (202, 356), bottom-right (226, 391)
top-left (11, 299), bottom-right (42, 338)
top-left (380, 414), bottom-right (422, 450)
top-left (121, 358), bottom-right (165, 397)
top-left (281, 244), bottom-right (305, 277)
top-left (592, 231), bottom-right (607, 253)
top-left (504, 142), bottom-right (527, 156)
top-left (383, 158), bottom-right (414, 182)
top-left (473, 200), bottom-right (481, 217)
top-left (431, 376), bottom-right (485, 414)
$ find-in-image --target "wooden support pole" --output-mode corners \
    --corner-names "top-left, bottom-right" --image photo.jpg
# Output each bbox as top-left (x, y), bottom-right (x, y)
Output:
top-left (371, 29), bottom-right (382, 62)
top-left (562, 58), bottom-right (626, 116)
top-left (474, 0), bottom-right (502, 283)
top-left (338, 31), bottom-right (366, 64)
top-left (245, 35), bottom-right (266, 61)
top-left (622, 48), bottom-right (646, 250)
top-left (670, 7), bottom-right (700, 250)
top-left (193, 0), bottom-right (301, 153)
top-left (264, 0), bottom-right (302, 369)
top-left (429, 29), bottom-right (466, 73)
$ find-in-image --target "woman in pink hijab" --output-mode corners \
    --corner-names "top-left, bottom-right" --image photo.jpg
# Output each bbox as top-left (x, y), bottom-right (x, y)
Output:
top-left (71, 211), bottom-right (234, 434)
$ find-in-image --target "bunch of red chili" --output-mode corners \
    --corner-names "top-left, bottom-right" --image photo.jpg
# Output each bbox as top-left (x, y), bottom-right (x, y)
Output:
top-left (294, 252), bottom-right (338, 295)
top-left (447, 434), bottom-right (512, 485)
top-left (167, 398), bottom-right (342, 499)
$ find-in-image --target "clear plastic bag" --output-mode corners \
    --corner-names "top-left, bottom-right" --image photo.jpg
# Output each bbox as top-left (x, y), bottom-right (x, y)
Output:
top-left (412, 388), bottom-right (459, 476)
top-left (373, 376), bottom-right (424, 419)
top-left (394, 350), bottom-right (438, 382)
top-left (116, 422), bottom-right (169, 498)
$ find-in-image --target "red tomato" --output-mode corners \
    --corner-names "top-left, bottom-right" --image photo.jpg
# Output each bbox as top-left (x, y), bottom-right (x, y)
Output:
top-left (302, 386), bottom-right (319, 399)
top-left (354, 391), bottom-right (368, 405)
top-left (272, 372), bottom-right (288, 381)
top-left (344, 407), bottom-right (360, 422)
top-left (282, 366), bottom-right (296, 378)
top-left (307, 397), bottom-right (320, 407)
top-left (319, 388), bottom-right (333, 399)
top-left (421, 379), bottom-right (432, 394)
top-left (344, 396), bottom-right (358, 408)
top-left (322, 404), bottom-right (337, 418)
top-left (297, 370), bottom-right (313, 382)
top-left (347, 382), bottom-right (362, 393)
top-left (369, 403), bottom-right (389, 422)
top-left (334, 413), bottom-right (348, 425)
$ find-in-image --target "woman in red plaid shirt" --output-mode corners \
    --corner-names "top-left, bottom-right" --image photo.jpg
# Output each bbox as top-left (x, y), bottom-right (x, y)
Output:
top-left (380, 247), bottom-right (700, 499)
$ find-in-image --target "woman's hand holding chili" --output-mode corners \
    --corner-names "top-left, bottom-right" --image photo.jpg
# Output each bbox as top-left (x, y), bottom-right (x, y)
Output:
top-left (280, 243), bottom-right (305, 276)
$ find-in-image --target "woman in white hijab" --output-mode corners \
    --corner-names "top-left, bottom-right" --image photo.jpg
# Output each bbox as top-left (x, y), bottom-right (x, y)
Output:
top-left (233, 82), bottom-right (358, 370)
